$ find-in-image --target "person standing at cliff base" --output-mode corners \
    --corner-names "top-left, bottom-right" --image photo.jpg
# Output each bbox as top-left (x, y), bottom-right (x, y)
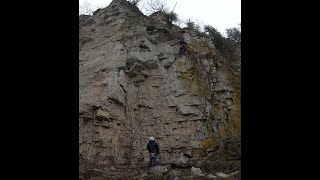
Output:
top-left (146, 136), bottom-right (159, 167)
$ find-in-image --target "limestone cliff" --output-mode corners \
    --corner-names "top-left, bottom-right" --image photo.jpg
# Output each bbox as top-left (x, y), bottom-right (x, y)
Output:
top-left (79, 0), bottom-right (240, 170)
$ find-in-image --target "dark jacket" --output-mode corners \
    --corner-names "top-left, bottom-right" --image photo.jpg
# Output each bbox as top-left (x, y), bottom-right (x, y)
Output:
top-left (147, 140), bottom-right (159, 154)
top-left (178, 39), bottom-right (187, 45)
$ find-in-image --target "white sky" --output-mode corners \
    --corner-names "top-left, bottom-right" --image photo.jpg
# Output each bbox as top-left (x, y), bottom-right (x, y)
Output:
top-left (79, 0), bottom-right (241, 35)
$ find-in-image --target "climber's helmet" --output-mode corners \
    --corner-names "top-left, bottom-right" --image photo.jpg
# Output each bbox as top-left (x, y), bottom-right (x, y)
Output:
top-left (149, 137), bottom-right (155, 141)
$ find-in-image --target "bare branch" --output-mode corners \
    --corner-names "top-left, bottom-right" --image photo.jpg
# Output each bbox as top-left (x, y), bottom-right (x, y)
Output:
top-left (143, 0), bottom-right (168, 15)
top-left (79, 0), bottom-right (94, 15)
top-left (128, 0), bottom-right (141, 6)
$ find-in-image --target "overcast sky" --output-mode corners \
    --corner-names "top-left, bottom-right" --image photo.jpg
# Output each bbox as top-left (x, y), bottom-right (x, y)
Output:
top-left (79, 0), bottom-right (241, 34)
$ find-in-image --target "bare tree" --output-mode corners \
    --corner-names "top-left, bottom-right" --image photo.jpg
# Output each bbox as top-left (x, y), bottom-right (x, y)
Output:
top-left (128, 0), bottom-right (141, 6)
top-left (142, 0), bottom-right (168, 15)
top-left (185, 18), bottom-right (201, 32)
top-left (120, 106), bottom-right (149, 169)
top-left (225, 26), bottom-right (241, 44)
top-left (79, 0), bottom-right (94, 15)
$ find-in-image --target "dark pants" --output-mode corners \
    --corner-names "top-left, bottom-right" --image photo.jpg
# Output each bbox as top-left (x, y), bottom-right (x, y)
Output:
top-left (179, 45), bottom-right (187, 55)
top-left (149, 153), bottom-right (157, 167)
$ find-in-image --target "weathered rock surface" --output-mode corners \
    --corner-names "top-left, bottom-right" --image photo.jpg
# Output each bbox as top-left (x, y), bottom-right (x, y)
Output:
top-left (79, 0), bottom-right (241, 170)
top-left (191, 167), bottom-right (205, 176)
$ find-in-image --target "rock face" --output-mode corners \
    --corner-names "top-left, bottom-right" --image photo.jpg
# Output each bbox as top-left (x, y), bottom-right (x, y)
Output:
top-left (79, 0), bottom-right (241, 166)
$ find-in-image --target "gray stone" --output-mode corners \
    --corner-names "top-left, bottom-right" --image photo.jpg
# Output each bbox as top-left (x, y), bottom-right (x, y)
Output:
top-left (149, 165), bottom-right (168, 176)
top-left (216, 172), bottom-right (229, 178)
top-left (191, 167), bottom-right (205, 176)
top-left (228, 170), bottom-right (240, 176)
top-left (174, 154), bottom-right (190, 167)
top-left (177, 105), bottom-right (200, 115)
top-left (207, 174), bottom-right (217, 178)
